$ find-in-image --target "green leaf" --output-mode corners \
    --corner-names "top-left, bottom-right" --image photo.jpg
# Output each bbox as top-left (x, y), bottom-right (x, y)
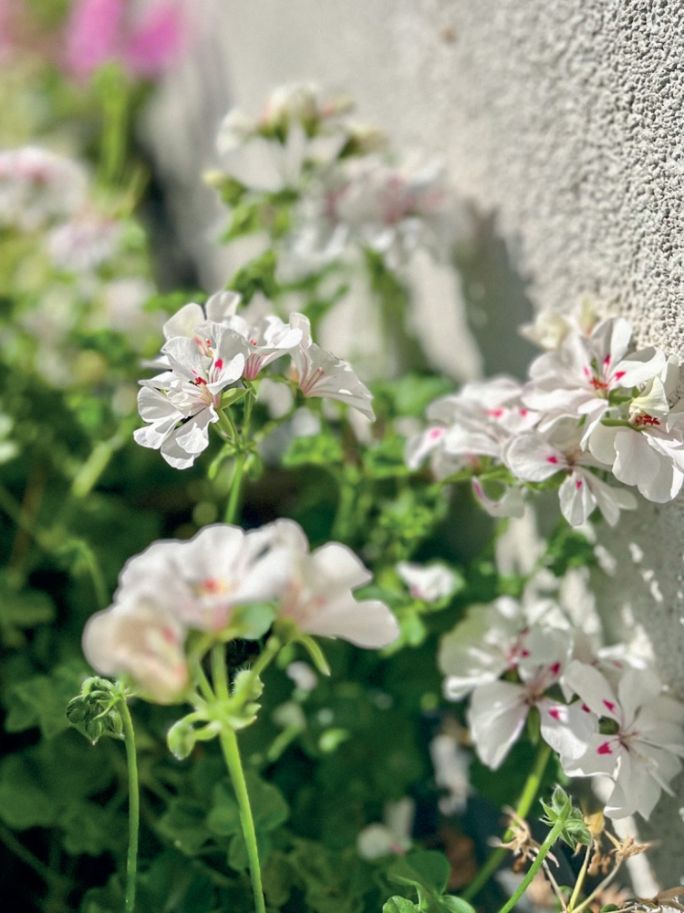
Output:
top-left (157, 798), bottom-right (210, 856)
top-left (437, 897), bottom-right (477, 913)
top-left (7, 661), bottom-right (87, 738)
top-left (383, 899), bottom-right (421, 913)
top-left (295, 634), bottom-right (332, 676)
top-left (388, 850), bottom-right (451, 896)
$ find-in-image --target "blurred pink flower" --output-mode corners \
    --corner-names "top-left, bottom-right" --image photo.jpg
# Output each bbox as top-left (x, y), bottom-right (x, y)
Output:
top-left (64, 0), bottom-right (185, 81)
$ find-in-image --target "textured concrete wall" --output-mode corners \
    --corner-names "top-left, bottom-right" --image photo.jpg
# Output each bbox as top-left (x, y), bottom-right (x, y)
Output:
top-left (146, 0), bottom-right (684, 883)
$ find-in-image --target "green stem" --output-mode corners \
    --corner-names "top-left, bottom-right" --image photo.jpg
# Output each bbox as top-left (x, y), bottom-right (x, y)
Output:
top-left (570, 861), bottom-right (622, 913)
top-left (495, 805), bottom-right (570, 913)
top-left (120, 699), bottom-right (140, 913)
top-left (225, 451), bottom-right (247, 524)
top-left (567, 840), bottom-right (592, 913)
top-left (219, 727), bottom-right (266, 913)
top-left (211, 643), bottom-right (230, 702)
top-left (463, 741), bottom-right (552, 901)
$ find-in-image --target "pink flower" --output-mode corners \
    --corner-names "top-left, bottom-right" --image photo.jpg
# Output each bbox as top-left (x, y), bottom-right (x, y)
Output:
top-left (64, 0), bottom-right (185, 81)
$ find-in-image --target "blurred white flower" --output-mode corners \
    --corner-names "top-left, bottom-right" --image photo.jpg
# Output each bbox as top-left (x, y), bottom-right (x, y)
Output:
top-left (430, 733), bottom-right (471, 814)
top-left (396, 561), bottom-right (457, 603)
top-left (0, 146), bottom-right (87, 231)
top-left (357, 798), bottom-right (414, 859)
top-left (115, 524), bottom-right (291, 632)
top-left (83, 596), bottom-right (188, 704)
top-left (269, 519), bottom-right (399, 648)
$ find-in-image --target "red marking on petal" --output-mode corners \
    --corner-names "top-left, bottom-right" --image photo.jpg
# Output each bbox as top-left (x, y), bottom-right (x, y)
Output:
top-left (603, 354), bottom-right (612, 366)
top-left (603, 699), bottom-right (616, 713)
top-left (549, 707), bottom-right (561, 721)
top-left (550, 661), bottom-right (561, 676)
top-left (519, 407), bottom-right (529, 416)
top-left (214, 358), bottom-right (223, 370)
top-left (575, 478), bottom-right (583, 490)
top-left (613, 370), bottom-right (625, 382)
top-left (193, 376), bottom-right (207, 386)
top-left (547, 455), bottom-right (559, 464)
top-left (201, 578), bottom-right (222, 594)
top-left (581, 703), bottom-right (591, 713)
top-left (597, 741), bottom-right (613, 755)
top-left (429, 427), bottom-right (445, 440)
top-left (161, 627), bottom-right (177, 645)
top-left (520, 648), bottom-right (530, 658)
top-left (488, 407), bottom-right (505, 419)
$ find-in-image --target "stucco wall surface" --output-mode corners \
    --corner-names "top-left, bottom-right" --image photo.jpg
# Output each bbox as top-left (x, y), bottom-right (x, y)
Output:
top-left (146, 0), bottom-right (684, 883)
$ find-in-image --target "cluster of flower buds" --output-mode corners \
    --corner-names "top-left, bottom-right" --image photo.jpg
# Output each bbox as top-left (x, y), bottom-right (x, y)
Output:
top-left (135, 290), bottom-right (374, 468)
top-left (439, 588), bottom-right (684, 820)
top-left (408, 305), bottom-right (684, 525)
top-left (83, 520), bottom-right (399, 703)
top-left (210, 82), bottom-right (464, 279)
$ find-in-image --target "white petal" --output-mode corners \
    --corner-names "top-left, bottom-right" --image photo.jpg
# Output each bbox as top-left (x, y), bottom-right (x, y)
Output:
top-left (467, 682), bottom-right (528, 769)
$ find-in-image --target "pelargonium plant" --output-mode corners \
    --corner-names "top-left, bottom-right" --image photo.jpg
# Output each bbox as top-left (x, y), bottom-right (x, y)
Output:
top-left (2, 56), bottom-right (684, 913)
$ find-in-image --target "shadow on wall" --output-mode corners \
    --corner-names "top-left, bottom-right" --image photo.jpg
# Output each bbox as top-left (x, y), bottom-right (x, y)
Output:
top-left (456, 211), bottom-right (537, 381)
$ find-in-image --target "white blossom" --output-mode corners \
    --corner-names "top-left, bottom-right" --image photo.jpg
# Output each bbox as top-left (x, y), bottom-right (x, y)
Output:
top-left (396, 561), bottom-right (457, 603)
top-left (268, 519), bottom-right (399, 648)
top-left (551, 661), bottom-right (684, 819)
top-left (83, 596), bottom-right (189, 704)
top-left (357, 798), bottom-right (414, 859)
top-left (430, 733), bottom-right (471, 814)
top-left (134, 324), bottom-right (247, 468)
top-left (290, 313), bottom-right (375, 420)
top-left (505, 419), bottom-right (637, 526)
top-left (115, 524), bottom-right (292, 633)
top-left (0, 146), bottom-right (87, 231)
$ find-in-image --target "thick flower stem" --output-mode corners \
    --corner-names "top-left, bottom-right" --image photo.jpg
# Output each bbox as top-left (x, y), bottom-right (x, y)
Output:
top-left (495, 803), bottom-right (570, 913)
top-left (119, 699), bottom-right (140, 913)
top-left (218, 727), bottom-right (266, 913)
top-left (463, 741), bottom-right (552, 901)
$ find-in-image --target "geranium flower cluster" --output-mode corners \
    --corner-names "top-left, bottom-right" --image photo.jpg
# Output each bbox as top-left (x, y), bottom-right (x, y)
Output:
top-left (407, 307), bottom-right (684, 525)
top-left (212, 82), bottom-right (463, 278)
top-left (83, 520), bottom-right (399, 703)
top-left (1, 145), bottom-right (159, 388)
top-left (135, 290), bottom-right (374, 468)
top-left (439, 590), bottom-right (684, 820)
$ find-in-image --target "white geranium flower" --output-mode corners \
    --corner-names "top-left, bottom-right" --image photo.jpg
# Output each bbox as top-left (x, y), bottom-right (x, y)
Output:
top-left (161, 291), bottom-right (242, 341)
top-left (134, 324), bottom-right (247, 468)
top-left (430, 733), bottom-right (471, 814)
top-left (396, 561), bottom-right (457, 603)
top-left (0, 146), bottom-right (87, 231)
top-left (520, 300), bottom-right (599, 351)
top-left (587, 367), bottom-right (684, 503)
top-left (406, 377), bottom-right (539, 477)
top-left (554, 661), bottom-right (684, 819)
top-left (505, 419), bottom-right (637, 526)
top-left (284, 154), bottom-right (462, 274)
top-left (524, 317), bottom-right (666, 435)
top-left (83, 596), bottom-right (189, 704)
top-left (268, 519), bottom-right (399, 648)
top-left (46, 211), bottom-right (121, 273)
top-left (290, 314), bottom-right (374, 420)
top-left (439, 595), bottom-right (569, 701)
top-left (357, 798), bottom-right (414, 860)
top-left (224, 297), bottom-right (304, 380)
top-left (114, 524), bottom-right (292, 632)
